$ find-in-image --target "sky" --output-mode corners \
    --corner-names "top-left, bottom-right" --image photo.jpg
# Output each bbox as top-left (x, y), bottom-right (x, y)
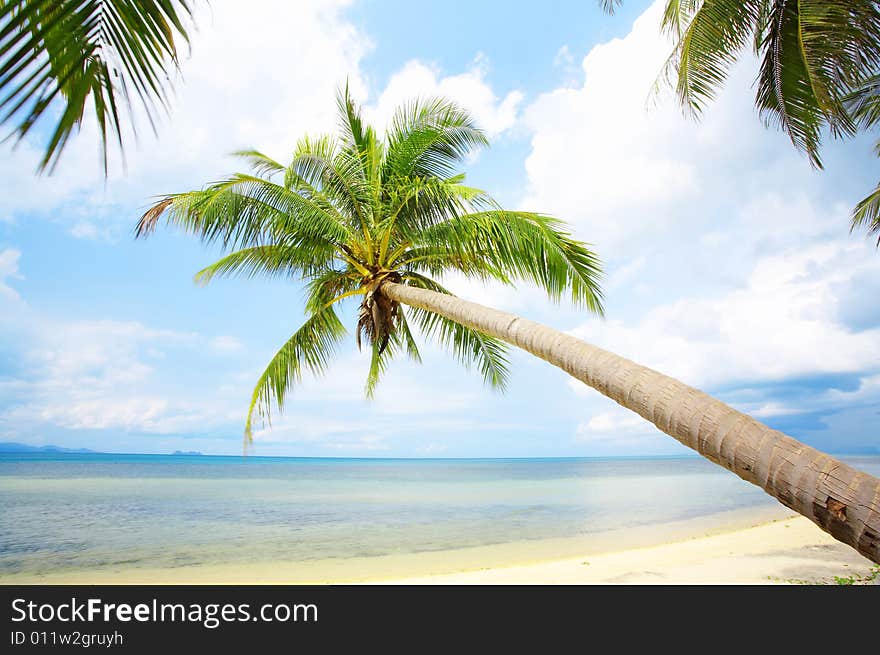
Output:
top-left (1, 0), bottom-right (879, 457)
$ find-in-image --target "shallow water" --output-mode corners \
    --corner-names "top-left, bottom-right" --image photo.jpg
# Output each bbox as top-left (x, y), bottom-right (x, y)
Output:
top-left (2, 453), bottom-right (878, 578)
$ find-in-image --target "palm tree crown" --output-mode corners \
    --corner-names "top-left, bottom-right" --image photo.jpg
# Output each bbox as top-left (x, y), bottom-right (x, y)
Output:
top-left (136, 88), bottom-right (604, 440)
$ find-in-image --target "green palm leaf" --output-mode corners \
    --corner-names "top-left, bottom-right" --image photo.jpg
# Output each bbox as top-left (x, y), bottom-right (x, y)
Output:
top-left (660, 1), bottom-right (761, 117)
top-left (851, 182), bottom-right (880, 243)
top-left (631, 0), bottom-right (880, 237)
top-left (383, 96), bottom-right (489, 180)
top-left (1, 0), bottom-right (193, 173)
top-left (136, 174), bottom-right (354, 250)
top-left (245, 307), bottom-right (347, 441)
top-left (193, 243), bottom-right (336, 286)
top-left (407, 211), bottom-right (604, 313)
top-left (138, 87), bottom-right (604, 442)
top-left (647, 1), bottom-right (880, 171)
top-left (402, 273), bottom-right (509, 390)
top-left (598, 0), bottom-right (624, 15)
top-left (231, 149), bottom-right (286, 179)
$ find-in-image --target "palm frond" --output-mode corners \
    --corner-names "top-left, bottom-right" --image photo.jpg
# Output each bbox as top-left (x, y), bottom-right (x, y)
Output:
top-left (135, 173), bottom-right (354, 250)
top-left (400, 247), bottom-right (511, 282)
top-left (396, 306), bottom-right (422, 363)
top-left (231, 149), bottom-right (285, 178)
top-left (656, 1), bottom-right (880, 168)
top-left (193, 243), bottom-right (336, 286)
top-left (402, 274), bottom-right (509, 389)
top-left (361, 301), bottom-right (425, 397)
top-left (244, 307), bottom-right (346, 441)
top-left (662, 0), bottom-right (762, 117)
top-left (852, 176), bottom-right (880, 244)
top-left (288, 133), bottom-right (374, 242)
top-left (303, 266), bottom-right (361, 314)
top-left (660, 0), bottom-right (698, 39)
top-left (363, 340), bottom-right (389, 399)
top-left (356, 285), bottom-right (398, 355)
top-left (755, 0), bottom-right (879, 167)
top-left (756, 0), bottom-right (827, 166)
top-left (407, 211), bottom-right (605, 313)
top-left (138, 90), bottom-right (606, 442)
top-left (598, 0), bottom-right (623, 15)
top-left (845, 74), bottom-right (880, 129)
top-left (336, 82), bottom-right (383, 192)
top-left (383, 96), bottom-right (489, 180)
top-left (382, 174), bottom-right (495, 238)
top-left (1, 0), bottom-right (193, 173)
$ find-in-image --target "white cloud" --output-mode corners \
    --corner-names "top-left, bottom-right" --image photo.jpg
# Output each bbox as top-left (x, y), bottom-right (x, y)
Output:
top-left (572, 403), bottom-right (685, 454)
top-left (0, 0), bottom-right (372, 228)
top-left (746, 402), bottom-right (804, 419)
top-left (1, 1), bottom-right (526, 234)
top-left (520, 0), bottom-right (821, 258)
top-left (69, 221), bottom-right (113, 241)
top-left (16, 397), bottom-right (180, 433)
top-left (366, 56), bottom-right (523, 139)
top-left (553, 45), bottom-right (575, 69)
top-left (606, 255), bottom-right (647, 290)
top-left (576, 409), bottom-right (650, 440)
top-left (324, 434), bottom-right (389, 451)
top-left (518, 0), bottom-right (879, 416)
top-left (522, 3), bottom-right (699, 251)
top-left (419, 442), bottom-right (449, 455)
top-left (2, 317), bottom-right (247, 434)
top-left (0, 248), bottom-right (22, 301)
top-left (567, 240), bottom-right (880, 390)
top-left (211, 335), bottom-right (243, 354)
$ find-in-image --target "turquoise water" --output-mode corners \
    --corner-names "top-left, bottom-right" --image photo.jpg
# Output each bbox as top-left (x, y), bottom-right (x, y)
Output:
top-left (2, 453), bottom-right (878, 577)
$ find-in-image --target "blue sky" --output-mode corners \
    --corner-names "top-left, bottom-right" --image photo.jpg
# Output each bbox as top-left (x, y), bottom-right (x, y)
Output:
top-left (1, 0), bottom-right (879, 457)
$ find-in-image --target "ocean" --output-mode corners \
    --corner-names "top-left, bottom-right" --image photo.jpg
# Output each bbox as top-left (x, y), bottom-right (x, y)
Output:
top-left (2, 453), bottom-right (878, 581)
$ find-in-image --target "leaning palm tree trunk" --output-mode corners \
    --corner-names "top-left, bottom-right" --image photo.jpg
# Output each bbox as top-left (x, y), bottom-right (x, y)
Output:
top-left (382, 281), bottom-right (880, 564)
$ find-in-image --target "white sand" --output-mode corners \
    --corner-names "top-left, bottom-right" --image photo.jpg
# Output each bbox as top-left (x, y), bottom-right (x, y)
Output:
top-left (383, 515), bottom-right (876, 585)
top-left (4, 512), bottom-right (875, 585)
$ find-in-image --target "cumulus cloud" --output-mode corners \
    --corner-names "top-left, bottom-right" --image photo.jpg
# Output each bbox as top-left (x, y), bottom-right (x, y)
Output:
top-left (0, 248), bottom-right (22, 301)
top-left (520, 0), bottom-right (825, 258)
top-left (0, 0), bottom-right (372, 229)
top-left (522, 3), bottom-right (697, 250)
top-left (513, 0), bottom-right (880, 450)
top-left (553, 45), bottom-right (575, 69)
top-left (366, 55), bottom-right (523, 138)
top-left (575, 409), bottom-right (652, 441)
top-left (572, 403), bottom-right (689, 455)
top-left (1, 2), bottom-right (525, 234)
top-left (0, 1), bottom-right (527, 448)
top-left (1, 317), bottom-right (247, 435)
top-left (568, 240), bottom-right (880, 390)
top-left (3, 0), bottom-right (876, 456)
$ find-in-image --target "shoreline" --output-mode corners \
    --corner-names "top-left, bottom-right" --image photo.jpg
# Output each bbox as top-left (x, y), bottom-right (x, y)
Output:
top-left (3, 506), bottom-right (875, 585)
top-left (383, 515), bottom-right (877, 585)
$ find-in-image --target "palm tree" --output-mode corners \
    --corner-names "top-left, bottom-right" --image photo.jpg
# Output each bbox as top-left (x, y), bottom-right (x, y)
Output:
top-left (846, 74), bottom-right (880, 242)
top-left (0, 0), bottom-right (194, 173)
top-left (136, 90), bottom-right (880, 564)
top-left (603, 0), bottom-right (880, 239)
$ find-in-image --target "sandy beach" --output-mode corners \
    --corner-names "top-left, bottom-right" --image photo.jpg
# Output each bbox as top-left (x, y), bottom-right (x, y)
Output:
top-left (386, 515), bottom-right (877, 585)
top-left (4, 512), bottom-right (875, 585)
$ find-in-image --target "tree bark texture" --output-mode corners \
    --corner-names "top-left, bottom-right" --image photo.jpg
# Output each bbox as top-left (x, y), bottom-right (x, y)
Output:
top-left (382, 281), bottom-right (880, 564)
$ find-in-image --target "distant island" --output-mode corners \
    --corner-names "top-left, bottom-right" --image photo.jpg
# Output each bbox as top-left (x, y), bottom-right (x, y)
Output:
top-left (0, 443), bottom-right (208, 456)
top-left (0, 442), bottom-right (100, 454)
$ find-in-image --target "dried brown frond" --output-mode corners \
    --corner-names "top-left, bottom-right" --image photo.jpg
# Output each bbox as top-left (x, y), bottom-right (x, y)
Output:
top-left (135, 197), bottom-right (174, 238)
